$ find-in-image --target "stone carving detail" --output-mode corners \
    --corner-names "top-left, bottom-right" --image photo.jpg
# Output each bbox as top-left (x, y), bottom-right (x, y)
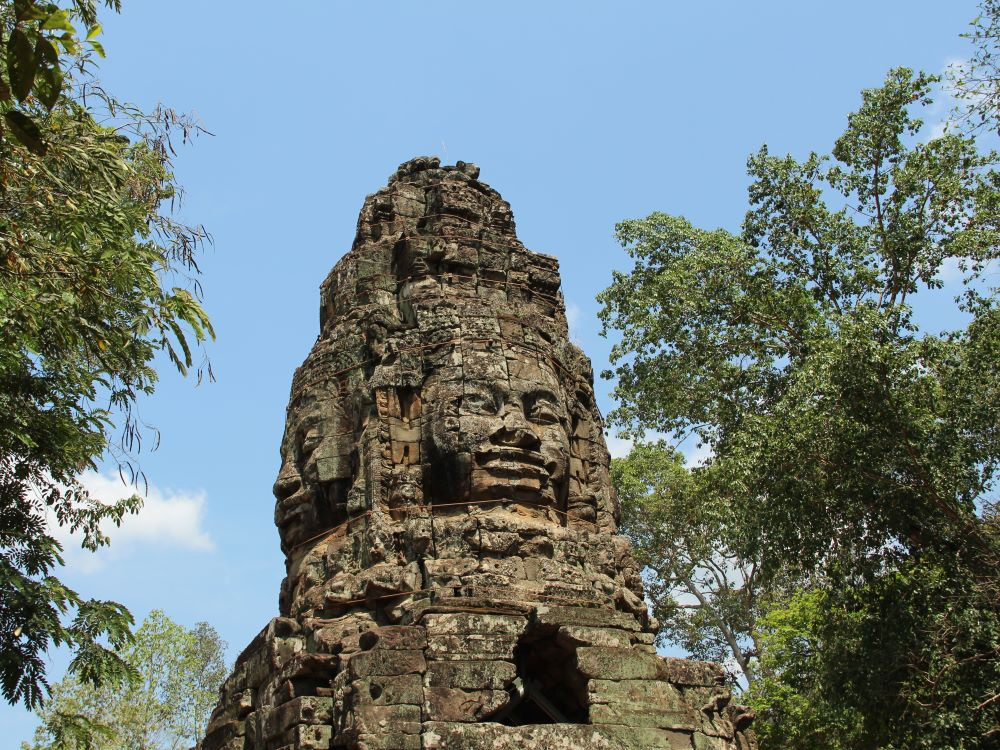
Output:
top-left (199, 158), bottom-right (756, 750)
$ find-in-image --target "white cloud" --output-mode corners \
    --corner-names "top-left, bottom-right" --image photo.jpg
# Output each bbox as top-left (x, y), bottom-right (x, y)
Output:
top-left (939, 256), bottom-right (967, 284)
top-left (937, 256), bottom-right (1000, 286)
top-left (50, 470), bottom-right (213, 572)
top-left (921, 59), bottom-right (968, 144)
top-left (605, 434), bottom-right (633, 458)
top-left (927, 119), bottom-right (953, 141)
top-left (682, 440), bottom-right (714, 469)
top-left (606, 431), bottom-right (705, 464)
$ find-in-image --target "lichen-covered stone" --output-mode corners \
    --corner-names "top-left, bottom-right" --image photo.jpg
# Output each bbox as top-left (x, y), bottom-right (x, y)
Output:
top-left (195, 158), bottom-right (755, 750)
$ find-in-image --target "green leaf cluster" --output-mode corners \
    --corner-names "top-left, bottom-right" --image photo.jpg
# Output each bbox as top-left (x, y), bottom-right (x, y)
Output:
top-left (1, 1), bottom-right (115, 154)
top-left (0, 0), bottom-right (213, 715)
top-left (21, 609), bottom-right (229, 750)
top-left (601, 68), bottom-right (1000, 748)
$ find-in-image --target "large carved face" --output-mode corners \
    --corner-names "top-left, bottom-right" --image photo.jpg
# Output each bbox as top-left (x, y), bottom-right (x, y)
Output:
top-left (273, 389), bottom-right (354, 552)
top-left (422, 352), bottom-right (571, 506)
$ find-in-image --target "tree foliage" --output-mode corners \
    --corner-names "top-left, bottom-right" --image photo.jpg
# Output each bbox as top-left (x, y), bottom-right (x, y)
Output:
top-left (611, 442), bottom-right (763, 686)
top-left (952, 0), bottom-right (1000, 134)
top-left (600, 68), bottom-right (1000, 748)
top-left (21, 610), bottom-right (228, 750)
top-left (0, 0), bottom-right (212, 710)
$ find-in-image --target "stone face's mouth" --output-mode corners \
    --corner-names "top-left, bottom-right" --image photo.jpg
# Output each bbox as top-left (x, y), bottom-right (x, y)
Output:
top-left (276, 490), bottom-right (315, 530)
top-left (476, 447), bottom-right (547, 467)
top-left (475, 447), bottom-right (550, 481)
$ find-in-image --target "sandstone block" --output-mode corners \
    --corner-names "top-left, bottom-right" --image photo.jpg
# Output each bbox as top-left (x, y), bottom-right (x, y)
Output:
top-left (425, 632), bottom-right (518, 660)
top-left (422, 612), bottom-right (527, 636)
top-left (201, 718), bottom-right (244, 750)
top-left (660, 657), bottom-right (727, 687)
top-left (352, 703), bottom-right (421, 735)
top-left (349, 648), bottom-right (426, 679)
top-left (557, 625), bottom-right (631, 648)
top-left (422, 722), bottom-right (632, 750)
top-left (535, 605), bottom-right (641, 631)
top-left (423, 686), bottom-right (511, 722)
top-left (356, 732), bottom-right (422, 750)
top-left (357, 625), bottom-right (426, 651)
top-left (263, 696), bottom-right (333, 740)
top-left (424, 659), bottom-right (516, 690)
top-left (575, 647), bottom-right (669, 681)
top-left (350, 674), bottom-right (423, 706)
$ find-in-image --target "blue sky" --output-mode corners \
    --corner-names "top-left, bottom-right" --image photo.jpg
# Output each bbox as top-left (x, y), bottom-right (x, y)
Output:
top-left (7, 0), bottom-right (983, 741)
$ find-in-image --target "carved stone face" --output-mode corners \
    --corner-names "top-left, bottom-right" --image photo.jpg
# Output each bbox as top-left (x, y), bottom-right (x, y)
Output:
top-left (273, 392), bottom-right (353, 552)
top-left (273, 430), bottom-right (317, 551)
top-left (423, 355), bottom-right (571, 506)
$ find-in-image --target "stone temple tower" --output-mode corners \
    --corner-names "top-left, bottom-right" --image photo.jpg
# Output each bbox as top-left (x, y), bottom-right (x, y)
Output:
top-left (199, 158), bottom-right (756, 750)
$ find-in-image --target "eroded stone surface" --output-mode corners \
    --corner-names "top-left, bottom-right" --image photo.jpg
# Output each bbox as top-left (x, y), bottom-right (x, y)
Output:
top-left (197, 158), bottom-right (755, 750)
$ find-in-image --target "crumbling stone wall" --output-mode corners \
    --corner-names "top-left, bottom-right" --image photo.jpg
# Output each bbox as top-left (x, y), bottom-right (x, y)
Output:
top-left (199, 157), bottom-right (756, 750)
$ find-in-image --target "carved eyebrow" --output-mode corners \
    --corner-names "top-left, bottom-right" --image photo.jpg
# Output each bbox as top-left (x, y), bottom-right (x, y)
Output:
top-left (525, 388), bottom-right (560, 403)
top-left (465, 381), bottom-right (508, 400)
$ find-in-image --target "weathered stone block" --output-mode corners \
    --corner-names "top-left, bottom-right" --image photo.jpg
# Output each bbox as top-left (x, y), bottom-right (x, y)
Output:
top-left (201, 718), bottom-right (244, 750)
top-left (423, 686), bottom-right (510, 722)
top-left (422, 612), bottom-right (527, 636)
top-left (424, 659), bottom-right (516, 690)
top-left (535, 605), bottom-right (641, 631)
top-left (357, 625), bottom-right (426, 651)
top-left (356, 731), bottom-right (422, 750)
top-left (348, 648), bottom-right (425, 679)
top-left (575, 647), bottom-right (668, 681)
top-left (660, 657), bottom-right (727, 687)
top-left (425, 632), bottom-right (518, 660)
top-left (352, 703), bottom-right (421, 735)
top-left (281, 722), bottom-right (332, 750)
top-left (349, 674), bottom-right (423, 706)
top-left (557, 625), bottom-right (631, 648)
top-left (422, 722), bottom-right (632, 750)
top-left (589, 678), bottom-right (685, 708)
top-left (590, 701), bottom-right (698, 730)
top-left (589, 726), bottom-right (696, 750)
top-left (263, 696), bottom-right (333, 740)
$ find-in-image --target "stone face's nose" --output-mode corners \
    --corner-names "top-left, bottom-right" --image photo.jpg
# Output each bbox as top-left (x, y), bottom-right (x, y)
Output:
top-left (272, 465), bottom-right (301, 502)
top-left (493, 408), bottom-right (540, 448)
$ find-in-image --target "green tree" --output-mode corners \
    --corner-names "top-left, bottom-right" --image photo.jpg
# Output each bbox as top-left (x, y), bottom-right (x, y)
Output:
top-left (0, 0), bottom-right (213, 710)
top-left (22, 610), bottom-right (228, 750)
top-left (611, 442), bottom-right (764, 686)
top-left (952, 0), bottom-right (1000, 133)
top-left (599, 68), bottom-right (1000, 748)
top-left (0, 0), bottom-right (113, 156)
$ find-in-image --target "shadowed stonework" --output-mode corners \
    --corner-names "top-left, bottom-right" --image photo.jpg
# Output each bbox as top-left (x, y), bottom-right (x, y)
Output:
top-left (199, 158), bottom-right (756, 750)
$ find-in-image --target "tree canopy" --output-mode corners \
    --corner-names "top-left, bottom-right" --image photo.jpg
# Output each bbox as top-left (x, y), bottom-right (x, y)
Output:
top-left (1, 0), bottom-right (212, 709)
top-left (610, 442), bottom-right (763, 687)
top-left (21, 609), bottom-right (228, 750)
top-left (601, 67), bottom-right (1000, 748)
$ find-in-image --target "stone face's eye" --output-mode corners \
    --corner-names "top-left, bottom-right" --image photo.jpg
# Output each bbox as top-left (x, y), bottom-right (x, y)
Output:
top-left (461, 392), bottom-right (497, 416)
top-left (526, 393), bottom-right (562, 425)
top-left (297, 430), bottom-right (321, 463)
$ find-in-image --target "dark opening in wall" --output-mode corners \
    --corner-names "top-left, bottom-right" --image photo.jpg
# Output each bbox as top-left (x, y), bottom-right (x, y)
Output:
top-left (491, 625), bottom-right (589, 725)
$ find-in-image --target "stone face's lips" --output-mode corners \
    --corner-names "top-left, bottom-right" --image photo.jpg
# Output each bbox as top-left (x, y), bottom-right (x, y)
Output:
top-left (276, 492), bottom-right (314, 529)
top-left (475, 449), bottom-right (550, 482)
top-left (476, 447), bottom-right (547, 468)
